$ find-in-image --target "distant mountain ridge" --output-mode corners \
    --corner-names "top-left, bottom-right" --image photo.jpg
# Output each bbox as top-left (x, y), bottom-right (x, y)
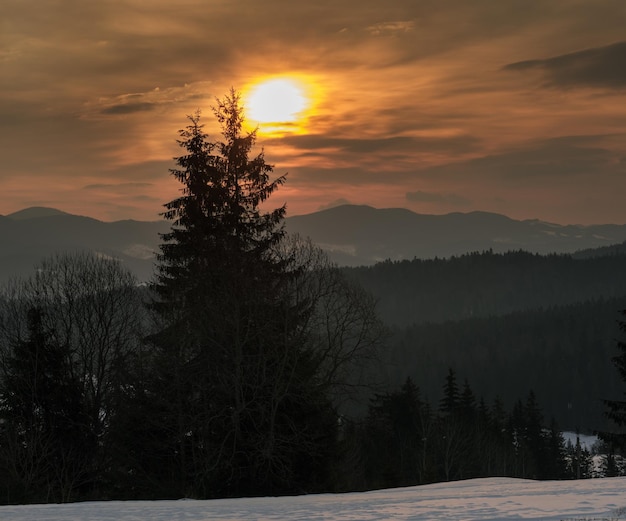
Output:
top-left (0, 207), bottom-right (169, 284)
top-left (1, 204), bottom-right (626, 283)
top-left (288, 204), bottom-right (626, 266)
top-left (6, 206), bottom-right (72, 220)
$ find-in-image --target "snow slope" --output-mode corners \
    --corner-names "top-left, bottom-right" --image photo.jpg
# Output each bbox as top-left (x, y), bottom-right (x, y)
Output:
top-left (2, 477), bottom-right (625, 521)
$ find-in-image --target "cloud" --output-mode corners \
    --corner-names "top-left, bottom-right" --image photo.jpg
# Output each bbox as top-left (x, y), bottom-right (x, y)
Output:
top-left (406, 190), bottom-right (470, 206)
top-left (84, 182), bottom-right (154, 191)
top-left (366, 21), bottom-right (415, 36)
top-left (3, 0), bottom-right (626, 224)
top-left (280, 134), bottom-right (626, 223)
top-left (423, 135), bottom-right (626, 186)
top-left (101, 102), bottom-right (157, 115)
top-left (504, 41), bottom-right (626, 89)
top-left (318, 198), bottom-right (352, 211)
top-left (287, 166), bottom-right (414, 187)
top-left (280, 134), bottom-right (481, 155)
top-left (284, 135), bottom-right (626, 191)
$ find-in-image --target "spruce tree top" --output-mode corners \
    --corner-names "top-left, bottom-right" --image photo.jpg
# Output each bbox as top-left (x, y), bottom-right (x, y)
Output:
top-left (155, 89), bottom-right (287, 298)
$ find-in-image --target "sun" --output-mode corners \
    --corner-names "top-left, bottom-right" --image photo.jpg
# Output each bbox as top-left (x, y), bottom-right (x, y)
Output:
top-left (244, 77), bottom-right (311, 134)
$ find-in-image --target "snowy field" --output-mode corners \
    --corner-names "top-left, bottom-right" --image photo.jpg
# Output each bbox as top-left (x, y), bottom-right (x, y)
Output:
top-left (2, 477), bottom-right (626, 521)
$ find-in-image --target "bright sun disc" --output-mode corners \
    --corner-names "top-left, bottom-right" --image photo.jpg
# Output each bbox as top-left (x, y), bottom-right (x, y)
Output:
top-left (246, 78), bottom-right (308, 125)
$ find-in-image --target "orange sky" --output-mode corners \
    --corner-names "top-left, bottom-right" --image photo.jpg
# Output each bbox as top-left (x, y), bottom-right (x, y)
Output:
top-left (2, 1), bottom-right (626, 224)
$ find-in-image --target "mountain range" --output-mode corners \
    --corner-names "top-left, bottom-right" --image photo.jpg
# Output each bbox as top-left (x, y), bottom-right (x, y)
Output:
top-left (289, 205), bottom-right (626, 265)
top-left (1, 204), bottom-right (626, 283)
top-left (0, 207), bottom-right (167, 284)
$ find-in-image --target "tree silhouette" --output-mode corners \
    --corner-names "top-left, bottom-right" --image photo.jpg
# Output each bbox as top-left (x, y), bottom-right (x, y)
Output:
top-left (600, 309), bottom-right (626, 452)
top-left (0, 252), bottom-right (143, 503)
top-left (0, 307), bottom-right (84, 503)
top-left (147, 90), bottom-right (343, 497)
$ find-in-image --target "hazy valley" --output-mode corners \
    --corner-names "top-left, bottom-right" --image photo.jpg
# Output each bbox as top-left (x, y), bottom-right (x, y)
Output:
top-left (3, 204), bottom-right (626, 284)
top-left (2, 205), bottom-right (626, 432)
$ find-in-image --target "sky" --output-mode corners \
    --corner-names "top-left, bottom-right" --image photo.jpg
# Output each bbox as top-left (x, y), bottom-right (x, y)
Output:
top-left (1, 477), bottom-right (626, 520)
top-left (2, 0), bottom-right (626, 224)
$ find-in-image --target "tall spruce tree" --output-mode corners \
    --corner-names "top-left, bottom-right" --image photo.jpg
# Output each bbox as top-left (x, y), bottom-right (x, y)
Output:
top-left (148, 90), bottom-right (337, 498)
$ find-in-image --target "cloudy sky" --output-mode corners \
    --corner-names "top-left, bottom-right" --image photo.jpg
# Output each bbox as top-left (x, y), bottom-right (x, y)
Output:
top-left (2, 0), bottom-right (626, 224)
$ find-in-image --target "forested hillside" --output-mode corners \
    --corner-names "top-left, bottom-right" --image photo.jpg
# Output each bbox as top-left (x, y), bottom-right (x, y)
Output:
top-left (574, 240), bottom-right (626, 259)
top-left (342, 250), bottom-right (626, 432)
top-left (343, 250), bottom-right (626, 327)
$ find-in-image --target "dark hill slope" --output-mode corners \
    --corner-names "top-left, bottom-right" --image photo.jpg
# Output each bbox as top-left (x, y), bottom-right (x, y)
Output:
top-left (0, 212), bottom-right (168, 283)
top-left (343, 250), bottom-right (626, 327)
top-left (383, 296), bottom-right (626, 432)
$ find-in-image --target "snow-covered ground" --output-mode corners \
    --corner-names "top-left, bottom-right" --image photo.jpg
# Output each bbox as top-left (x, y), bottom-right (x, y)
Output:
top-left (2, 477), bottom-right (625, 521)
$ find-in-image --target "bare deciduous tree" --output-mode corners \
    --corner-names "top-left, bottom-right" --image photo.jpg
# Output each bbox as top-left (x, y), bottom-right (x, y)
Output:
top-left (0, 252), bottom-right (144, 502)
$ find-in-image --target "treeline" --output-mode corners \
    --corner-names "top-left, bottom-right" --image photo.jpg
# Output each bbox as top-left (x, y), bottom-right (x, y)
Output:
top-left (573, 240), bottom-right (626, 259)
top-left (2, 258), bottom-right (620, 505)
top-left (380, 297), bottom-right (626, 432)
top-left (344, 250), bottom-right (626, 327)
top-left (338, 371), bottom-right (624, 491)
top-left (341, 250), bottom-right (626, 432)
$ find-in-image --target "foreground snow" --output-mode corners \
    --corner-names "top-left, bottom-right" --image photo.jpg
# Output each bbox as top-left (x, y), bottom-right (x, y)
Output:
top-left (2, 477), bottom-right (625, 521)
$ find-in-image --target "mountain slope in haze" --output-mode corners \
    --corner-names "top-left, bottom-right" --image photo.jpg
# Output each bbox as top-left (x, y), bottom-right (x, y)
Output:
top-left (286, 205), bottom-right (626, 266)
top-left (0, 208), bottom-right (169, 283)
top-left (6, 206), bottom-right (71, 220)
top-left (2, 204), bottom-right (626, 283)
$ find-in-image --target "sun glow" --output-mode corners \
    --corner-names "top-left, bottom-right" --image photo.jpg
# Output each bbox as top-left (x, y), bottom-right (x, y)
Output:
top-left (244, 76), bottom-right (314, 135)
